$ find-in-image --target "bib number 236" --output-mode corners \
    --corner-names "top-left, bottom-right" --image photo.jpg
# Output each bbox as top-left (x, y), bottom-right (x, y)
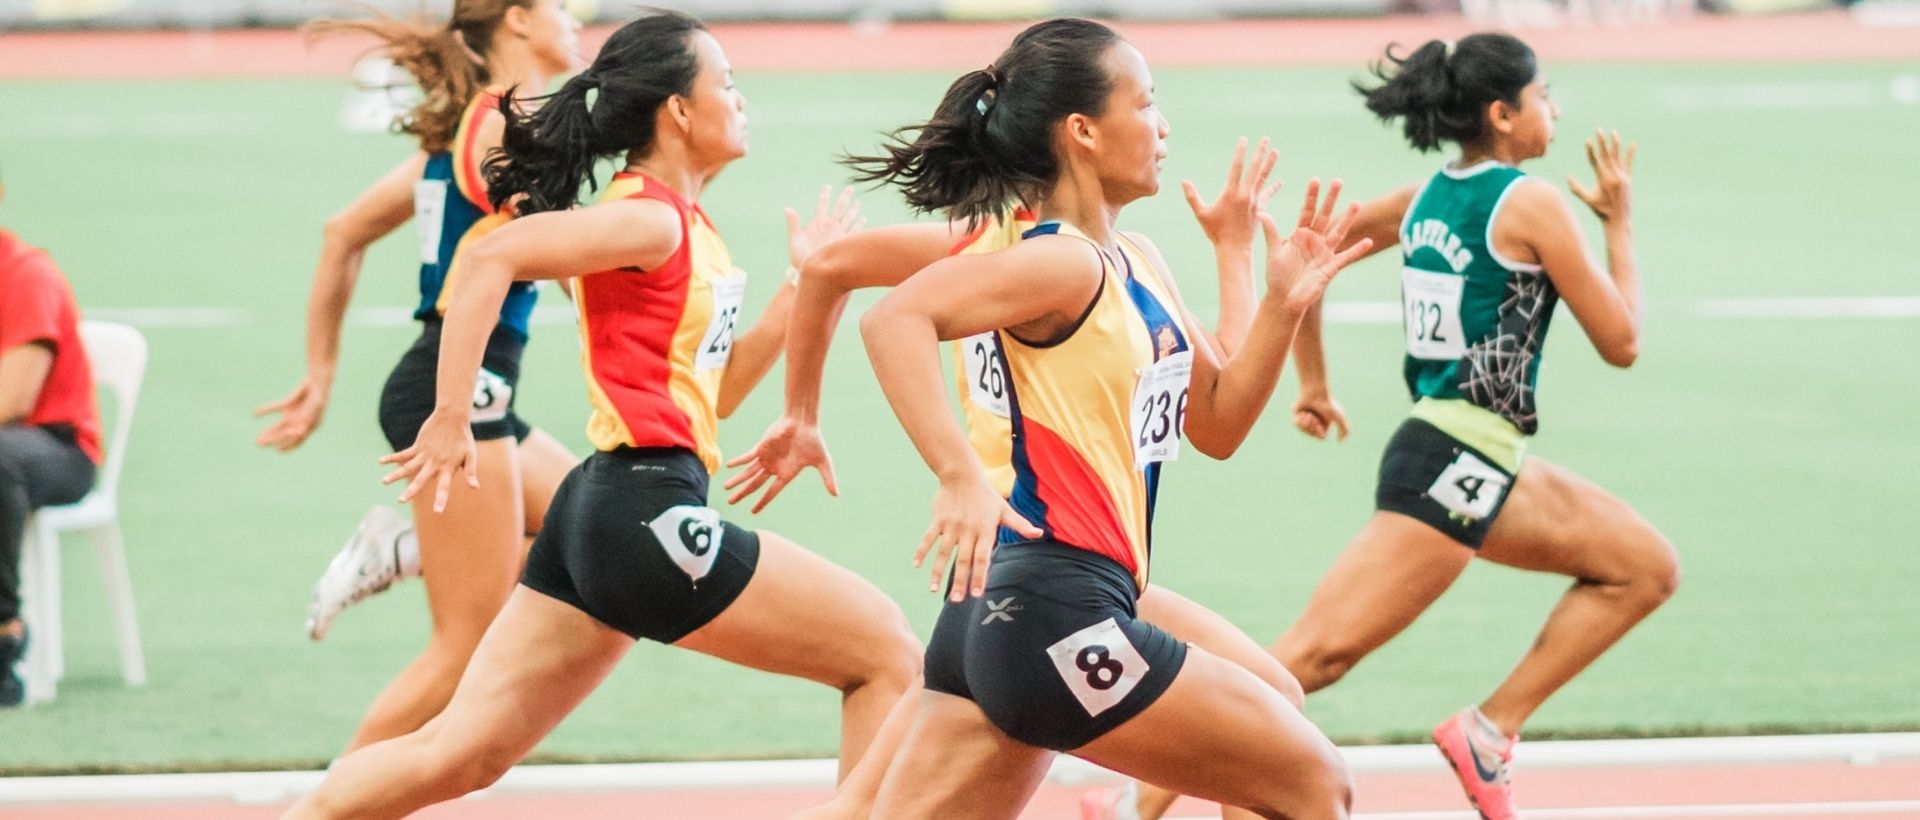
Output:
top-left (1131, 350), bottom-right (1192, 468)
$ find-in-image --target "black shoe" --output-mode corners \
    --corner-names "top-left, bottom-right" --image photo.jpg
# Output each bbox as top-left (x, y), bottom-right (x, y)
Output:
top-left (0, 627), bottom-right (26, 707)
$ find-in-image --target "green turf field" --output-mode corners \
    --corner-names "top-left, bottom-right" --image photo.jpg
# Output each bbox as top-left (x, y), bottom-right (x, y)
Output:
top-left (0, 60), bottom-right (1916, 774)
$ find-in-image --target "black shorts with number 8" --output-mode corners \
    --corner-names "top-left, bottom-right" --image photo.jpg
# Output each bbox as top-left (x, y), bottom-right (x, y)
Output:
top-left (923, 540), bottom-right (1187, 751)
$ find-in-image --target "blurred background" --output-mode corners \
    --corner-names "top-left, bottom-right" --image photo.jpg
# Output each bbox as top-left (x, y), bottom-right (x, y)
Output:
top-left (0, 0), bottom-right (1916, 812)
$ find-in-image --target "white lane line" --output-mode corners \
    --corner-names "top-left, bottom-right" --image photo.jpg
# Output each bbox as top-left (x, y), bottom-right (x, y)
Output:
top-left (1657, 78), bottom-right (1919, 110)
top-left (84, 307), bottom-right (251, 327)
top-left (1699, 297), bottom-right (1920, 318)
top-left (1173, 800), bottom-right (1920, 819)
top-left (6, 734), bottom-right (1915, 805)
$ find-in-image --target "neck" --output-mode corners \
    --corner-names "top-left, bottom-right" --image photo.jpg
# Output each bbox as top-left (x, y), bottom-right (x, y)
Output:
top-left (483, 46), bottom-right (545, 94)
top-left (1456, 141), bottom-right (1524, 169)
top-left (1036, 163), bottom-right (1125, 255)
top-left (626, 146), bottom-right (707, 203)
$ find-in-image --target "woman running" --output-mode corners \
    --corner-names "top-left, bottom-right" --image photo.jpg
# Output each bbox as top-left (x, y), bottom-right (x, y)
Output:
top-left (252, 0), bottom-right (583, 753)
top-left (280, 13), bottom-right (915, 819)
top-left (732, 142), bottom-right (1330, 820)
top-left (1269, 34), bottom-right (1679, 820)
top-left (850, 19), bottom-right (1371, 819)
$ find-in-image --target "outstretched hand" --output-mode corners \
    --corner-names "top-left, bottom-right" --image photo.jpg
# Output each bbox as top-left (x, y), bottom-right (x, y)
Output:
top-left (1260, 180), bottom-right (1374, 314)
top-left (376, 408), bottom-right (478, 513)
top-left (254, 375), bottom-right (329, 452)
top-left (1568, 128), bottom-right (1635, 223)
top-left (1182, 136), bottom-right (1283, 251)
top-left (787, 185), bottom-right (866, 270)
top-left (723, 415), bottom-right (838, 514)
top-left (918, 477), bottom-right (1042, 603)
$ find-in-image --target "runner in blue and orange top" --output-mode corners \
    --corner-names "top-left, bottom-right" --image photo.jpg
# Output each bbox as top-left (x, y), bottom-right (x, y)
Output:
top-left (253, 0), bottom-right (585, 758)
top-left (847, 18), bottom-right (1374, 820)
top-left (285, 13), bottom-right (916, 819)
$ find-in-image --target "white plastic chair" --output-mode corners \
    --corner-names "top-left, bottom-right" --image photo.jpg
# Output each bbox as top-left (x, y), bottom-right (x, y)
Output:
top-left (17, 320), bottom-right (148, 706)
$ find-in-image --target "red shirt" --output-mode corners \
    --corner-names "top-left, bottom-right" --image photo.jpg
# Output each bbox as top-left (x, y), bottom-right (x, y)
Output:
top-left (0, 229), bottom-right (101, 463)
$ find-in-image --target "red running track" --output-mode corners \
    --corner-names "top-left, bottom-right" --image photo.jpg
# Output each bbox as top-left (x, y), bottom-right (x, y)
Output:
top-left (7, 759), bottom-right (1919, 819)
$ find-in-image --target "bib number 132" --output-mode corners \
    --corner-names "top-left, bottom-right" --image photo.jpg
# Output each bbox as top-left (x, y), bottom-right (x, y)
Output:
top-left (1401, 267), bottom-right (1467, 361)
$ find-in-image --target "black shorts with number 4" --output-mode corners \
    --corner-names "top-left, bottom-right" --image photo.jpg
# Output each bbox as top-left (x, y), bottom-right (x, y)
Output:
top-left (1375, 417), bottom-right (1518, 549)
top-left (378, 318), bottom-right (532, 451)
top-left (923, 540), bottom-right (1187, 751)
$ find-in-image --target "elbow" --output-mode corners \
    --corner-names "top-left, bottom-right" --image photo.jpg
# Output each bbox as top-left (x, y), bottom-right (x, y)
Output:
top-left (1187, 428), bottom-right (1249, 461)
top-left (1601, 337), bottom-right (1640, 369)
top-left (321, 212), bottom-right (367, 250)
top-left (802, 241), bottom-right (854, 290)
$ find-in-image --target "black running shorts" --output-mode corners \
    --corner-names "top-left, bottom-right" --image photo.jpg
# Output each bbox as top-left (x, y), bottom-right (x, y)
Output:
top-left (1375, 417), bottom-right (1518, 549)
top-left (378, 319), bottom-right (532, 450)
top-left (520, 447), bottom-right (761, 644)
top-left (924, 540), bottom-right (1187, 751)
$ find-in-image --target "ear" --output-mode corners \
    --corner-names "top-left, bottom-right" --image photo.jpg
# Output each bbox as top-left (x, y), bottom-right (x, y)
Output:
top-left (1062, 111), bottom-right (1099, 154)
top-left (501, 3), bottom-right (532, 38)
top-left (665, 93), bottom-right (693, 134)
top-left (1486, 99), bottom-right (1517, 136)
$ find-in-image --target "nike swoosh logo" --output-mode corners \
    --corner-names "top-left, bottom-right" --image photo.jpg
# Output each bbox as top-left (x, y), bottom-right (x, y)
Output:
top-left (1469, 740), bottom-right (1504, 783)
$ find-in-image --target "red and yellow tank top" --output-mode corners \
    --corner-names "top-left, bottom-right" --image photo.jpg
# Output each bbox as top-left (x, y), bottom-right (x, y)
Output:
top-left (948, 207), bottom-right (1037, 497)
top-left (573, 173), bottom-right (744, 473)
top-left (999, 223), bottom-right (1192, 588)
top-left (418, 90), bottom-right (538, 337)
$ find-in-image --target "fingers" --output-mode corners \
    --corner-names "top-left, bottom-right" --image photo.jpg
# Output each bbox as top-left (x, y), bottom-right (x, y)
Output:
top-left (833, 185), bottom-right (856, 222)
top-left (1248, 137), bottom-right (1277, 199)
top-left (1585, 131), bottom-right (1602, 172)
top-left (1314, 178), bottom-right (1341, 232)
top-left (926, 529), bottom-right (955, 593)
top-left (724, 446), bottom-right (760, 470)
top-left (839, 198), bottom-right (863, 233)
top-left (1001, 505), bottom-right (1042, 539)
top-left (815, 184), bottom-right (832, 220)
top-left (1331, 411), bottom-right (1351, 442)
top-left (913, 526), bottom-right (938, 570)
top-left (1259, 211), bottom-right (1283, 247)
top-left (1295, 178), bottom-right (1322, 229)
top-left (1223, 136), bottom-right (1247, 196)
top-left (1181, 179), bottom-right (1205, 216)
top-left (1324, 198), bottom-right (1359, 251)
top-left (378, 446), bottom-right (418, 471)
top-left (1624, 139), bottom-right (1638, 171)
top-left (784, 206), bottom-right (801, 236)
top-left (1567, 175), bottom-right (1597, 205)
top-left (1328, 237), bottom-right (1375, 271)
top-left (253, 396), bottom-right (293, 417)
top-left (819, 454), bottom-right (839, 498)
top-left (749, 474), bottom-right (794, 515)
top-left (432, 467), bottom-right (453, 514)
top-left (725, 467), bottom-right (771, 504)
top-left (958, 531), bottom-right (993, 601)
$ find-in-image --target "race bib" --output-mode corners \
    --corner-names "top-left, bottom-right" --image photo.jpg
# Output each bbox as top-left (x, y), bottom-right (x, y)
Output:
top-left (1046, 618), bottom-right (1150, 718)
top-left (1402, 267), bottom-right (1467, 361)
top-left (1130, 350), bottom-right (1192, 468)
top-left (696, 270), bottom-right (748, 372)
top-left (648, 505), bottom-right (725, 583)
top-left (413, 179), bottom-right (448, 266)
top-left (961, 332), bottom-right (1010, 418)
top-left (1428, 450), bottom-right (1510, 521)
top-left (470, 368), bottom-right (511, 423)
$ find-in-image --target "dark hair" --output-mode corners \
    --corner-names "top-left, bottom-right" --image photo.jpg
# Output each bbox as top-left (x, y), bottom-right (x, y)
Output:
top-left (307, 0), bottom-right (532, 154)
top-left (1355, 33), bottom-right (1537, 153)
top-left (484, 9), bottom-right (706, 214)
top-left (844, 18), bottom-right (1122, 224)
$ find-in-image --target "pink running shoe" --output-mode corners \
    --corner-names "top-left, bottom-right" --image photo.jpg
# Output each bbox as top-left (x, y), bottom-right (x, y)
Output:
top-left (1432, 707), bottom-right (1520, 820)
top-left (1077, 780), bottom-right (1140, 820)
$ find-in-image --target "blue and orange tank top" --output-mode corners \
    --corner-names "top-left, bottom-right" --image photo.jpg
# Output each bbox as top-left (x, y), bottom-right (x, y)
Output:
top-left (413, 90), bottom-right (537, 339)
top-left (997, 223), bottom-right (1192, 589)
top-left (948, 206), bottom-right (1038, 497)
top-left (572, 172), bottom-right (744, 473)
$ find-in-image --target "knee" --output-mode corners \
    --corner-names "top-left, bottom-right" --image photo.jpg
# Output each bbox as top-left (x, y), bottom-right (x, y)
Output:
top-left (845, 599), bottom-right (921, 696)
top-left (1610, 535), bottom-right (1679, 613)
top-left (1250, 743), bottom-right (1353, 820)
top-left (423, 734), bottom-right (520, 798)
top-left (1277, 636), bottom-right (1366, 694)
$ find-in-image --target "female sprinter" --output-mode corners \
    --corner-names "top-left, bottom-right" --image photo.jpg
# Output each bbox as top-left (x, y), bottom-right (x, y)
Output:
top-left (852, 19), bottom-right (1372, 820)
top-left (280, 12), bottom-right (916, 819)
top-left (252, 0), bottom-right (584, 753)
top-left (731, 144), bottom-right (1352, 820)
top-left (1270, 34), bottom-right (1679, 820)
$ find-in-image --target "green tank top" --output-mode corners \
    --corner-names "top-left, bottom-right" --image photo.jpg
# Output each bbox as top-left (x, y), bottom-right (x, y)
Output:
top-left (1399, 161), bottom-right (1559, 436)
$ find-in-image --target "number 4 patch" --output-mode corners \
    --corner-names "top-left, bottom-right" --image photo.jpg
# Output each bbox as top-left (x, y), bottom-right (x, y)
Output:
top-left (1045, 618), bottom-right (1150, 718)
top-left (1427, 451), bottom-right (1510, 521)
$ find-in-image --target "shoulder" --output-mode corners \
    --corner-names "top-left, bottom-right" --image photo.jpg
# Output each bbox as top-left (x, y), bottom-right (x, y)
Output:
top-left (1497, 176), bottom-right (1576, 230)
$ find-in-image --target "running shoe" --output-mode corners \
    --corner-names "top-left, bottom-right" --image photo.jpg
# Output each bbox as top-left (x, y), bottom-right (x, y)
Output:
top-left (1078, 780), bottom-right (1140, 820)
top-left (1432, 707), bottom-right (1521, 820)
top-left (306, 506), bottom-right (412, 641)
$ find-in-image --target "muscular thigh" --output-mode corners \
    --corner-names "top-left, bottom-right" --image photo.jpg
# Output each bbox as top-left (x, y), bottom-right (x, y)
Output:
top-left (1481, 457), bottom-right (1675, 583)
top-left (870, 690), bottom-right (1054, 820)
top-left (1137, 585), bottom-right (1301, 704)
top-left (514, 427), bottom-right (576, 537)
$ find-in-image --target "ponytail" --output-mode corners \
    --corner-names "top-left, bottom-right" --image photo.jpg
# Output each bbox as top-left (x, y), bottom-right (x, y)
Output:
top-left (484, 9), bottom-right (706, 214)
top-left (845, 18), bottom-right (1120, 224)
top-left (308, 0), bottom-right (529, 154)
top-left (1355, 33), bottom-right (1537, 153)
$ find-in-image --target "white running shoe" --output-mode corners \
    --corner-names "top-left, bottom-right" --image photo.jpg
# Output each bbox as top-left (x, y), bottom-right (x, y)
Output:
top-left (306, 506), bottom-right (413, 641)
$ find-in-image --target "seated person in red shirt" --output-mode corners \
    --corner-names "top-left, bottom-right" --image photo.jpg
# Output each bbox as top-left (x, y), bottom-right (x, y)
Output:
top-left (0, 178), bottom-right (102, 707)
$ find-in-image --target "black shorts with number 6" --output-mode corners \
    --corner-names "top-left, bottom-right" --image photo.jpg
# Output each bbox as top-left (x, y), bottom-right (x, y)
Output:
top-left (378, 318), bottom-right (532, 451)
top-left (923, 540), bottom-right (1186, 751)
top-left (1375, 417), bottom-right (1519, 549)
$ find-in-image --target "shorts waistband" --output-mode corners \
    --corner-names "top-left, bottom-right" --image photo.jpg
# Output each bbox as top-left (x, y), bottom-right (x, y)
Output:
top-left (993, 539), bottom-right (1140, 595)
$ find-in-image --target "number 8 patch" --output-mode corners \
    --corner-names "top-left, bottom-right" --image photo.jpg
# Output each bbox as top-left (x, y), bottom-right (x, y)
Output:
top-left (1046, 618), bottom-right (1150, 718)
top-left (1427, 450), bottom-right (1510, 521)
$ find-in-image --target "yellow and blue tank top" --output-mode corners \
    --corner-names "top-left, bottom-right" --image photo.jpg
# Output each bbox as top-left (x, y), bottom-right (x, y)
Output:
top-left (997, 223), bottom-right (1191, 590)
top-left (413, 90), bottom-right (537, 339)
top-left (1399, 160), bottom-right (1559, 465)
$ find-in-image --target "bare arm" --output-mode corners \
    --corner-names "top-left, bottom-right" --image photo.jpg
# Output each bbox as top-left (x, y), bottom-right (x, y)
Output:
top-left (255, 153), bottom-right (423, 451)
top-left (859, 237), bottom-right (1098, 600)
top-left (1290, 182), bottom-right (1416, 441)
top-left (381, 197), bottom-right (684, 511)
top-left (1504, 130), bottom-right (1640, 367)
top-left (1179, 137), bottom-right (1281, 355)
top-left (0, 343), bottom-right (53, 425)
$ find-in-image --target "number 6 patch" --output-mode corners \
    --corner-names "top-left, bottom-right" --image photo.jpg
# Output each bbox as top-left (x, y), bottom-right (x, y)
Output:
top-left (1046, 618), bottom-right (1150, 718)
top-left (1428, 450), bottom-right (1510, 521)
